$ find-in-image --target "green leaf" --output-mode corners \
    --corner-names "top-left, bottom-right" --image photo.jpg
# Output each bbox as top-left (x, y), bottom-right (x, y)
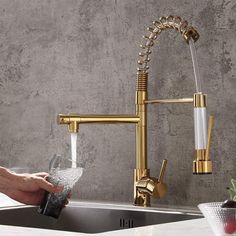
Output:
top-left (231, 179), bottom-right (236, 191)
top-left (227, 179), bottom-right (236, 200)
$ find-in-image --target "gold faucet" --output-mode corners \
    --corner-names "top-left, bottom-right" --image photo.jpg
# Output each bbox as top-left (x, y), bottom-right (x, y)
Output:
top-left (58, 16), bottom-right (213, 207)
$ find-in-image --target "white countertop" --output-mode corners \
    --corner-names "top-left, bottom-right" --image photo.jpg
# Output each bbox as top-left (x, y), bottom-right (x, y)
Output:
top-left (0, 194), bottom-right (214, 236)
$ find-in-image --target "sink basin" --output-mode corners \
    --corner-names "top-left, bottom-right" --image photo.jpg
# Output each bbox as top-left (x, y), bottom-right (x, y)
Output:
top-left (0, 201), bottom-right (202, 234)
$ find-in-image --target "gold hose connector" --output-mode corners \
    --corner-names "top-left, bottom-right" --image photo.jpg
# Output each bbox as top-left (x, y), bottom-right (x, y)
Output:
top-left (194, 93), bottom-right (207, 107)
top-left (136, 72), bottom-right (148, 91)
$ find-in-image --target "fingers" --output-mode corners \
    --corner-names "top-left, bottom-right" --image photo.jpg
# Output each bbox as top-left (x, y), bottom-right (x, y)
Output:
top-left (34, 176), bottom-right (64, 193)
top-left (32, 172), bottom-right (64, 193)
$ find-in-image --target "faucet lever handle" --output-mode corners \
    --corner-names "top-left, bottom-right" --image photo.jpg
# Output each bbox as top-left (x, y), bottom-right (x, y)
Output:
top-left (205, 115), bottom-right (213, 161)
top-left (159, 159), bottom-right (167, 182)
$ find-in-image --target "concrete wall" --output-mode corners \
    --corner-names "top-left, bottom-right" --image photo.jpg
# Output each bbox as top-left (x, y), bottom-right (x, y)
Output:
top-left (0, 0), bottom-right (235, 207)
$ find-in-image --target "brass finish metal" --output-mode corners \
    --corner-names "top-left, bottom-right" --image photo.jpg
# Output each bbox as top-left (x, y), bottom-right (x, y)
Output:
top-left (182, 27), bottom-right (199, 43)
top-left (135, 71), bottom-right (148, 174)
top-left (136, 160), bottom-right (168, 199)
top-left (205, 115), bottom-right (213, 161)
top-left (159, 159), bottom-right (167, 182)
top-left (136, 72), bottom-right (148, 91)
top-left (194, 93), bottom-right (207, 107)
top-left (69, 121), bottom-right (79, 133)
top-left (58, 114), bottom-right (140, 125)
top-left (58, 16), bottom-right (212, 207)
top-left (136, 177), bottom-right (167, 198)
top-left (193, 155), bottom-right (212, 174)
top-left (134, 169), bottom-right (150, 207)
top-left (145, 98), bottom-right (194, 104)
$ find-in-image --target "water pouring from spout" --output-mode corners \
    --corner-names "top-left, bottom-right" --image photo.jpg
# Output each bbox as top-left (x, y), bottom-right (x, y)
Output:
top-left (189, 38), bottom-right (203, 93)
top-left (71, 133), bottom-right (78, 168)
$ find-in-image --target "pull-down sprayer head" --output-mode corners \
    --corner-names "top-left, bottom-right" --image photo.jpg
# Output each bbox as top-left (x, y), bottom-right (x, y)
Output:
top-left (193, 93), bottom-right (213, 174)
top-left (189, 35), bottom-right (213, 174)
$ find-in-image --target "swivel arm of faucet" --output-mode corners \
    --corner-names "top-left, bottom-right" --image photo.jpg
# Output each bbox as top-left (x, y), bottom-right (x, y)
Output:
top-left (58, 114), bottom-right (140, 133)
top-left (145, 98), bottom-right (194, 104)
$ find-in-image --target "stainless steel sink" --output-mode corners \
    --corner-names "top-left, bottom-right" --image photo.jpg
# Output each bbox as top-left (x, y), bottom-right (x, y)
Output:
top-left (0, 201), bottom-right (202, 234)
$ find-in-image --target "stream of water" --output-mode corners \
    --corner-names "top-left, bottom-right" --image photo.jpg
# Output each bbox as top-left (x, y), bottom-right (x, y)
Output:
top-left (189, 38), bottom-right (203, 93)
top-left (71, 133), bottom-right (77, 168)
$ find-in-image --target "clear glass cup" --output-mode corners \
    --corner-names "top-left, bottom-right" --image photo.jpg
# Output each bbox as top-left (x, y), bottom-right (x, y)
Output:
top-left (38, 155), bottom-right (83, 219)
top-left (198, 202), bottom-right (236, 236)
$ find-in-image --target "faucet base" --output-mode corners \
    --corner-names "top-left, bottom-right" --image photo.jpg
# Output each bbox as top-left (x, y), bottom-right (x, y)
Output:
top-left (134, 169), bottom-right (150, 207)
top-left (134, 195), bottom-right (150, 207)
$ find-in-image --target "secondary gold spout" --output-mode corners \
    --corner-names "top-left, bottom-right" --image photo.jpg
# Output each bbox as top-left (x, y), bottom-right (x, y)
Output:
top-left (145, 98), bottom-right (194, 104)
top-left (58, 114), bottom-right (140, 133)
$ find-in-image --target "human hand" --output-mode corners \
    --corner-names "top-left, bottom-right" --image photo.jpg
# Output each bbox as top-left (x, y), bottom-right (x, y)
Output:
top-left (11, 172), bottom-right (64, 205)
top-left (0, 168), bottom-right (65, 205)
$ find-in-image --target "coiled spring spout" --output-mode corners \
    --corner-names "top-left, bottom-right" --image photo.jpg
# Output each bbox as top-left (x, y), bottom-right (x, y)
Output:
top-left (137, 15), bottom-right (199, 73)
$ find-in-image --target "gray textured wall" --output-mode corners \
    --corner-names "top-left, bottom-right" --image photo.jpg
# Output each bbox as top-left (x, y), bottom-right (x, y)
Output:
top-left (0, 0), bottom-right (235, 207)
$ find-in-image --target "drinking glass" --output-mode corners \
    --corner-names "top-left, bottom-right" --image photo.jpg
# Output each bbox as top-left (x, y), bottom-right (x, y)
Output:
top-left (38, 155), bottom-right (83, 219)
